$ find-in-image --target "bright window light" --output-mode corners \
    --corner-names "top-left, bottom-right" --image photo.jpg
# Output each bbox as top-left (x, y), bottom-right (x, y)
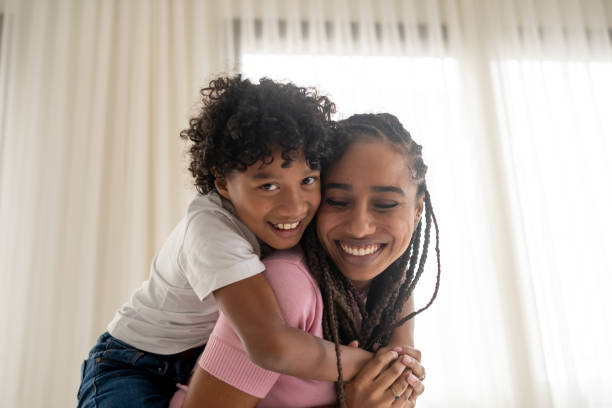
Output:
top-left (242, 53), bottom-right (460, 127)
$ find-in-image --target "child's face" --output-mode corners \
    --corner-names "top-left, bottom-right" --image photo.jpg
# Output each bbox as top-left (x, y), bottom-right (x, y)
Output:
top-left (216, 147), bottom-right (321, 250)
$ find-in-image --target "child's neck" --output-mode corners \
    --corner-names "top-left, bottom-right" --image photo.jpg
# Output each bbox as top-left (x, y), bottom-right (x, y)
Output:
top-left (259, 241), bottom-right (274, 258)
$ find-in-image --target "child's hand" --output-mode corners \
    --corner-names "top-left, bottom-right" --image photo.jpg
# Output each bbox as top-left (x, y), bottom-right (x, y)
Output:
top-left (344, 347), bottom-right (415, 407)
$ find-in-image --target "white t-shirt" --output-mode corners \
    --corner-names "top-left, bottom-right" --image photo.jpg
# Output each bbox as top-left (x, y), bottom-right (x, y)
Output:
top-left (107, 192), bottom-right (266, 355)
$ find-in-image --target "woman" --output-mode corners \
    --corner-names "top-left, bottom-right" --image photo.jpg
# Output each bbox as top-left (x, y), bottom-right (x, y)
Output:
top-left (172, 113), bottom-right (441, 407)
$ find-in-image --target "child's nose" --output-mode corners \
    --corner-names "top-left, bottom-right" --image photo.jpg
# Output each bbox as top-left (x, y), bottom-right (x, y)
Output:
top-left (276, 187), bottom-right (307, 217)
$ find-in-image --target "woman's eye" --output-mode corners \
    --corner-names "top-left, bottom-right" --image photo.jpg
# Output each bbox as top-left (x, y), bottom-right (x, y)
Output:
top-left (325, 198), bottom-right (348, 207)
top-left (302, 176), bottom-right (319, 185)
top-left (375, 202), bottom-right (399, 210)
top-left (260, 183), bottom-right (278, 191)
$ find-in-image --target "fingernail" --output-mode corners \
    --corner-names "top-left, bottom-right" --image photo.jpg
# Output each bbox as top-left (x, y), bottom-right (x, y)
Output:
top-left (390, 351), bottom-right (399, 359)
top-left (402, 355), bottom-right (415, 365)
top-left (408, 373), bottom-right (418, 384)
top-left (393, 346), bottom-right (403, 353)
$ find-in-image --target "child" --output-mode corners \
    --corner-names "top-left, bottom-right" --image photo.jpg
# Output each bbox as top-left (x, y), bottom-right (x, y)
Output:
top-left (77, 76), bottom-right (376, 408)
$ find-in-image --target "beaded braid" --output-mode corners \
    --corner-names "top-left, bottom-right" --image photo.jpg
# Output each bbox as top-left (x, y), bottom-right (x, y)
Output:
top-left (302, 113), bottom-right (441, 407)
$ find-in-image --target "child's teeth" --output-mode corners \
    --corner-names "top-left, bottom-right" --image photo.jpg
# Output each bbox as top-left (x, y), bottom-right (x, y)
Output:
top-left (339, 242), bottom-right (381, 256)
top-left (273, 221), bottom-right (299, 230)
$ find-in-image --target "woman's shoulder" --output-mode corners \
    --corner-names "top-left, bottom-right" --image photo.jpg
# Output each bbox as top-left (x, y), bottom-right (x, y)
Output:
top-left (261, 247), bottom-right (321, 327)
top-left (262, 246), bottom-right (306, 267)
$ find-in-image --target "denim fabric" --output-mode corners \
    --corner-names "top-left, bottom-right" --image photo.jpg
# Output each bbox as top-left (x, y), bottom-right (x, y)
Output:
top-left (77, 332), bottom-right (204, 408)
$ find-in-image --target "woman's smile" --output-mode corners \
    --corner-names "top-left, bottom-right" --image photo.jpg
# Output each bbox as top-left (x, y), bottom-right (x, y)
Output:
top-left (338, 241), bottom-right (384, 257)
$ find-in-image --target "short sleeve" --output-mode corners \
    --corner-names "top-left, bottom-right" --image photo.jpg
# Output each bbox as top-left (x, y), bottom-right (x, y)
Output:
top-left (263, 256), bottom-right (321, 331)
top-left (198, 251), bottom-right (321, 398)
top-left (179, 211), bottom-right (266, 300)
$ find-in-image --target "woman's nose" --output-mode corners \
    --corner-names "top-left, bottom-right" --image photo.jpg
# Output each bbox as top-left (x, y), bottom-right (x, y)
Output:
top-left (345, 203), bottom-right (376, 238)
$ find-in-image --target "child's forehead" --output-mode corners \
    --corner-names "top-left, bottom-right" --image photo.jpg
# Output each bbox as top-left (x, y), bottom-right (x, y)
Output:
top-left (250, 147), bottom-right (305, 170)
top-left (255, 158), bottom-right (294, 170)
top-left (235, 150), bottom-right (315, 180)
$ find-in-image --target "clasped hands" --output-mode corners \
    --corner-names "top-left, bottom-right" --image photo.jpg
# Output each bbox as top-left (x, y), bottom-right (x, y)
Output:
top-left (344, 343), bottom-right (425, 408)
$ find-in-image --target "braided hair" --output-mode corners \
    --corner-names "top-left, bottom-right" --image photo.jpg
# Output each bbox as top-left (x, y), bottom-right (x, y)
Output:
top-left (302, 113), bottom-right (441, 407)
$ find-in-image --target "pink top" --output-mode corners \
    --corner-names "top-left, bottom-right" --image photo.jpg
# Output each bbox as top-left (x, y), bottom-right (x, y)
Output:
top-left (169, 247), bottom-right (335, 407)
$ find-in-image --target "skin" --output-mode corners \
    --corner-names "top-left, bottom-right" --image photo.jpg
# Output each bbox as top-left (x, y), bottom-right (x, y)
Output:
top-left (182, 139), bottom-right (427, 408)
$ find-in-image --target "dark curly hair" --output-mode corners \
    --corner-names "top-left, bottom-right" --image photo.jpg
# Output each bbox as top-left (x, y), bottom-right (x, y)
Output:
top-left (302, 113), bottom-right (441, 407)
top-left (180, 75), bottom-right (336, 194)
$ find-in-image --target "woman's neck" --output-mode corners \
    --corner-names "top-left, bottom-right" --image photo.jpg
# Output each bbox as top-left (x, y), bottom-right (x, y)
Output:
top-left (351, 279), bottom-right (371, 294)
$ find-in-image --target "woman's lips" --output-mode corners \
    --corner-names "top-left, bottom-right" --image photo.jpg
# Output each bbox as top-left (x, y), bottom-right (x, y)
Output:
top-left (335, 240), bottom-right (386, 264)
top-left (339, 241), bottom-right (382, 256)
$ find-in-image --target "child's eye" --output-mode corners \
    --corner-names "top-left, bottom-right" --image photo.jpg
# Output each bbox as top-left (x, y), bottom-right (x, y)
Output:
top-left (302, 176), bottom-right (319, 185)
top-left (260, 183), bottom-right (279, 191)
top-left (325, 198), bottom-right (349, 207)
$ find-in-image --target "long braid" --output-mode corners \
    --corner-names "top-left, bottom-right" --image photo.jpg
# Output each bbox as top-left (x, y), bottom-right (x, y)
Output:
top-left (370, 190), bottom-right (440, 347)
top-left (303, 227), bottom-right (349, 339)
top-left (302, 113), bottom-right (442, 406)
top-left (322, 270), bottom-right (347, 407)
top-left (387, 191), bottom-right (441, 331)
top-left (360, 250), bottom-right (409, 349)
top-left (303, 225), bottom-right (353, 407)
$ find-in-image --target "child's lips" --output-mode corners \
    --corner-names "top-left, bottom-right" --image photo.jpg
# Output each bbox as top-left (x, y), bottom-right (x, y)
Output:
top-left (266, 217), bottom-right (308, 239)
top-left (269, 219), bottom-right (302, 231)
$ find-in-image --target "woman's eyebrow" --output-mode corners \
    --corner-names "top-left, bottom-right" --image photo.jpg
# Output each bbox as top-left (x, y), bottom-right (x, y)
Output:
top-left (371, 186), bottom-right (405, 196)
top-left (323, 182), bottom-right (352, 191)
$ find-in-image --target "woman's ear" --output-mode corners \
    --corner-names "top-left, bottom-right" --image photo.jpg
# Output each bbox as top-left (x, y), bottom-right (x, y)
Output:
top-left (415, 194), bottom-right (425, 224)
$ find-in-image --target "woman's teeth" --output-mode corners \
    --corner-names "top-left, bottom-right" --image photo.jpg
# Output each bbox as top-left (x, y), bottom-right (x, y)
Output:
top-left (272, 221), bottom-right (300, 230)
top-left (339, 242), bottom-right (381, 256)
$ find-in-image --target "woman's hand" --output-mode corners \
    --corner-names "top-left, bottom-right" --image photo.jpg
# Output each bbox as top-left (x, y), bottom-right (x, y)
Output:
top-left (391, 345), bottom-right (425, 406)
top-left (344, 347), bottom-right (424, 407)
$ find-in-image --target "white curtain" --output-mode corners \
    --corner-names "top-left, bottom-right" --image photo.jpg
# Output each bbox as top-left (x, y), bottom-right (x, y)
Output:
top-left (0, 1), bottom-right (234, 406)
top-left (1, 1), bottom-right (611, 407)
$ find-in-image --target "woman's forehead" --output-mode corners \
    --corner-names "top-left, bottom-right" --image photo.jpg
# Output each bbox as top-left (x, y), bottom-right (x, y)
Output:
top-left (326, 141), bottom-right (411, 181)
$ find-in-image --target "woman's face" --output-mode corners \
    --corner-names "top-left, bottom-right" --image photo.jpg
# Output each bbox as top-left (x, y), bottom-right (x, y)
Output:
top-left (316, 140), bottom-right (424, 290)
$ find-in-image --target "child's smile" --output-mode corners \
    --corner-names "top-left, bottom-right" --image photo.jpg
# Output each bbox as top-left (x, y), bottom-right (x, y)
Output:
top-left (268, 217), bottom-right (305, 237)
top-left (216, 147), bottom-right (321, 250)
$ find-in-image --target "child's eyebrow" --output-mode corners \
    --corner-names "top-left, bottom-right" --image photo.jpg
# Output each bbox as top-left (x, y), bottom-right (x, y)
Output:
top-left (252, 172), bottom-right (276, 180)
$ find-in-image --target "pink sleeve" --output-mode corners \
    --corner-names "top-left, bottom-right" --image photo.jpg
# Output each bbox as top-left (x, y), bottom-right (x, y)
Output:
top-left (197, 252), bottom-right (320, 398)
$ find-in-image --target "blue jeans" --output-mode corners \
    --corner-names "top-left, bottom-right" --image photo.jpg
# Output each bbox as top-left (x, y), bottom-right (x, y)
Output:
top-left (77, 332), bottom-right (205, 408)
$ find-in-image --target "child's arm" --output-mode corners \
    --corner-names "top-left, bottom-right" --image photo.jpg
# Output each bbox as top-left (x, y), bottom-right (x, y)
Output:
top-left (213, 273), bottom-right (372, 382)
top-left (387, 295), bottom-right (416, 348)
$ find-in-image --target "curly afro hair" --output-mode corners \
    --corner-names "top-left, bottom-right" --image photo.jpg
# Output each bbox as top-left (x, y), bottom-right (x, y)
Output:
top-left (180, 75), bottom-right (336, 194)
